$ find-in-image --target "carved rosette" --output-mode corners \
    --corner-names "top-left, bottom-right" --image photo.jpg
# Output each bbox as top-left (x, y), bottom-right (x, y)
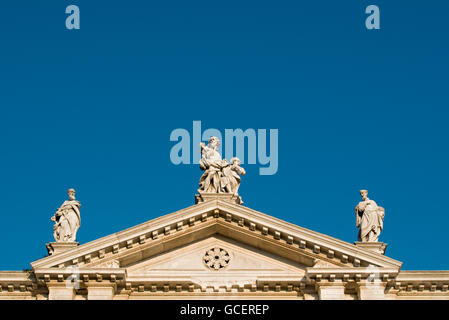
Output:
top-left (203, 247), bottom-right (231, 270)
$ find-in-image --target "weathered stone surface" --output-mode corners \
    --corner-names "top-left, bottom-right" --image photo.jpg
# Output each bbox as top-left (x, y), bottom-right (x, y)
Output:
top-left (197, 137), bottom-right (245, 204)
top-left (354, 242), bottom-right (387, 255)
top-left (51, 188), bottom-right (81, 243)
top-left (1, 185), bottom-right (449, 299)
top-left (46, 242), bottom-right (79, 256)
top-left (355, 190), bottom-right (384, 242)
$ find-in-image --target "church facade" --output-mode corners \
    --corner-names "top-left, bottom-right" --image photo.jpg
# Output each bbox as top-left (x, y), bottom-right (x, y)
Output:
top-left (1, 138), bottom-right (448, 300)
top-left (1, 194), bottom-right (449, 300)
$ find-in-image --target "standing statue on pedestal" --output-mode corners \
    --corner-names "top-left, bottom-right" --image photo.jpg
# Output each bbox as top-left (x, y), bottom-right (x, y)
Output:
top-left (221, 157), bottom-right (246, 197)
top-left (51, 188), bottom-right (81, 242)
top-left (198, 136), bottom-right (225, 193)
top-left (197, 137), bottom-right (246, 203)
top-left (355, 190), bottom-right (385, 242)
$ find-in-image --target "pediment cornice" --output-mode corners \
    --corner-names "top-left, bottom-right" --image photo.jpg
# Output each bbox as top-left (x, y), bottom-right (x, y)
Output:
top-left (31, 200), bottom-right (402, 272)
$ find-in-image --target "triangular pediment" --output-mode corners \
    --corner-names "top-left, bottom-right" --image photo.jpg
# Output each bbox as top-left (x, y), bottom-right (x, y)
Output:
top-left (31, 200), bottom-right (402, 274)
top-left (124, 235), bottom-right (308, 289)
top-left (128, 236), bottom-right (303, 273)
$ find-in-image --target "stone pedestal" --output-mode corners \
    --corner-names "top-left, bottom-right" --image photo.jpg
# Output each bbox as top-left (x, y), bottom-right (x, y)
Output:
top-left (354, 242), bottom-right (387, 255)
top-left (46, 242), bottom-right (79, 256)
top-left (316, 282), bottom-right (346, 300)
top-left (195, 192), bottom-right (242, 205)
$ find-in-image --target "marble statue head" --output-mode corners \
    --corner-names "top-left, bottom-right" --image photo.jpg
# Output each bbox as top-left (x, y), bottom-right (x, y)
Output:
top-left (68, 188), bottom-right (76, 201)
top-left (360, 189), bottom-right (368, 200)
top-left (208, 136), bottom-right (220, 150)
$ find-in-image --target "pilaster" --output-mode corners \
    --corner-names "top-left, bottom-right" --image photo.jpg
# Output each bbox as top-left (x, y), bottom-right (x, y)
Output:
top-left (315, 281), bottom-right (346, 300)
top-left (47, 283), bottom-right (76, 300)
top-left (357, 281), bottom-right (386, 300)
top-left (86, 283), bottom-right (116, 300)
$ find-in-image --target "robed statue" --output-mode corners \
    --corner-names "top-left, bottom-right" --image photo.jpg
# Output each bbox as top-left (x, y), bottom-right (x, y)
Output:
top-left (51, 188), bottom-right (81, 242)
top-left (355, 190), bottom-right (384, 242)
top-left (198, 137), bottom-right (246, 199)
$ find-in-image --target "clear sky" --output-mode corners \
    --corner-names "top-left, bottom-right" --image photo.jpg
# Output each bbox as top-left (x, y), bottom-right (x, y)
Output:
top-left (0, 1), bottom-right (448, 270)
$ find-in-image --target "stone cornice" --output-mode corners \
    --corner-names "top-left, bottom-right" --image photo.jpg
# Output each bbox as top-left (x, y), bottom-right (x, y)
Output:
top-left (33, 268), bottom-right (127, 287)
top-left (31, 201), bottom-right (218, 269)
top-left (217, 201), bottom-right (402, 269)
top-left (392, 271), bottom-right (449, 293)
top-left (0, 271), bottom-right (35, 294)
top-left (306, 267), bottom-right (399, 283)
top-left (396, 270), bottom-right (449, 282)
top-left (30, 200), bottom-right (403, 272)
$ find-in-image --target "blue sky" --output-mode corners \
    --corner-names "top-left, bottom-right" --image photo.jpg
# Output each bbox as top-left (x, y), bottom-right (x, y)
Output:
top-left (0, 1), bottom-right (448, 270)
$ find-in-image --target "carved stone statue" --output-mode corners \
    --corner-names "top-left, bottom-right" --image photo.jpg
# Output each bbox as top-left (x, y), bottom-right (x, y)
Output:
top-left (355, 190), bottom-right (384, 242)
top-left (51, 188), bottom-right (81, 242)
top-left (198, 136), bottom-right (224, 193)
top-left (198, 137), bottom-right (245, 199)
top-left (221, 157), bottom-right (246, 197)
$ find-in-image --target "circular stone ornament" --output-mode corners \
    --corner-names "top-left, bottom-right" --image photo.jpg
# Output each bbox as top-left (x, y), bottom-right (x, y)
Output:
top-left (203, 247), bottom-right (231, 270)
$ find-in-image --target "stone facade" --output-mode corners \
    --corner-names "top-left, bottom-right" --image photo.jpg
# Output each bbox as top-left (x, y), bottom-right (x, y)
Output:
top-left (1, 196), bottom-right (449, 300)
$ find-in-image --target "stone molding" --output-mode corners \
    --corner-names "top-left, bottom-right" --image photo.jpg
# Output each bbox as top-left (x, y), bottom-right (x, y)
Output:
top-left (354, 242), bottom-right (387, 255)
top-left (31, 201), bottom-right (402, 272)
top-left (2, 201), bottom-right (448, 299)
top-left (2, 269), bottom-right (449, 299)
top-left (46, 242), bottom-right (79, 256)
